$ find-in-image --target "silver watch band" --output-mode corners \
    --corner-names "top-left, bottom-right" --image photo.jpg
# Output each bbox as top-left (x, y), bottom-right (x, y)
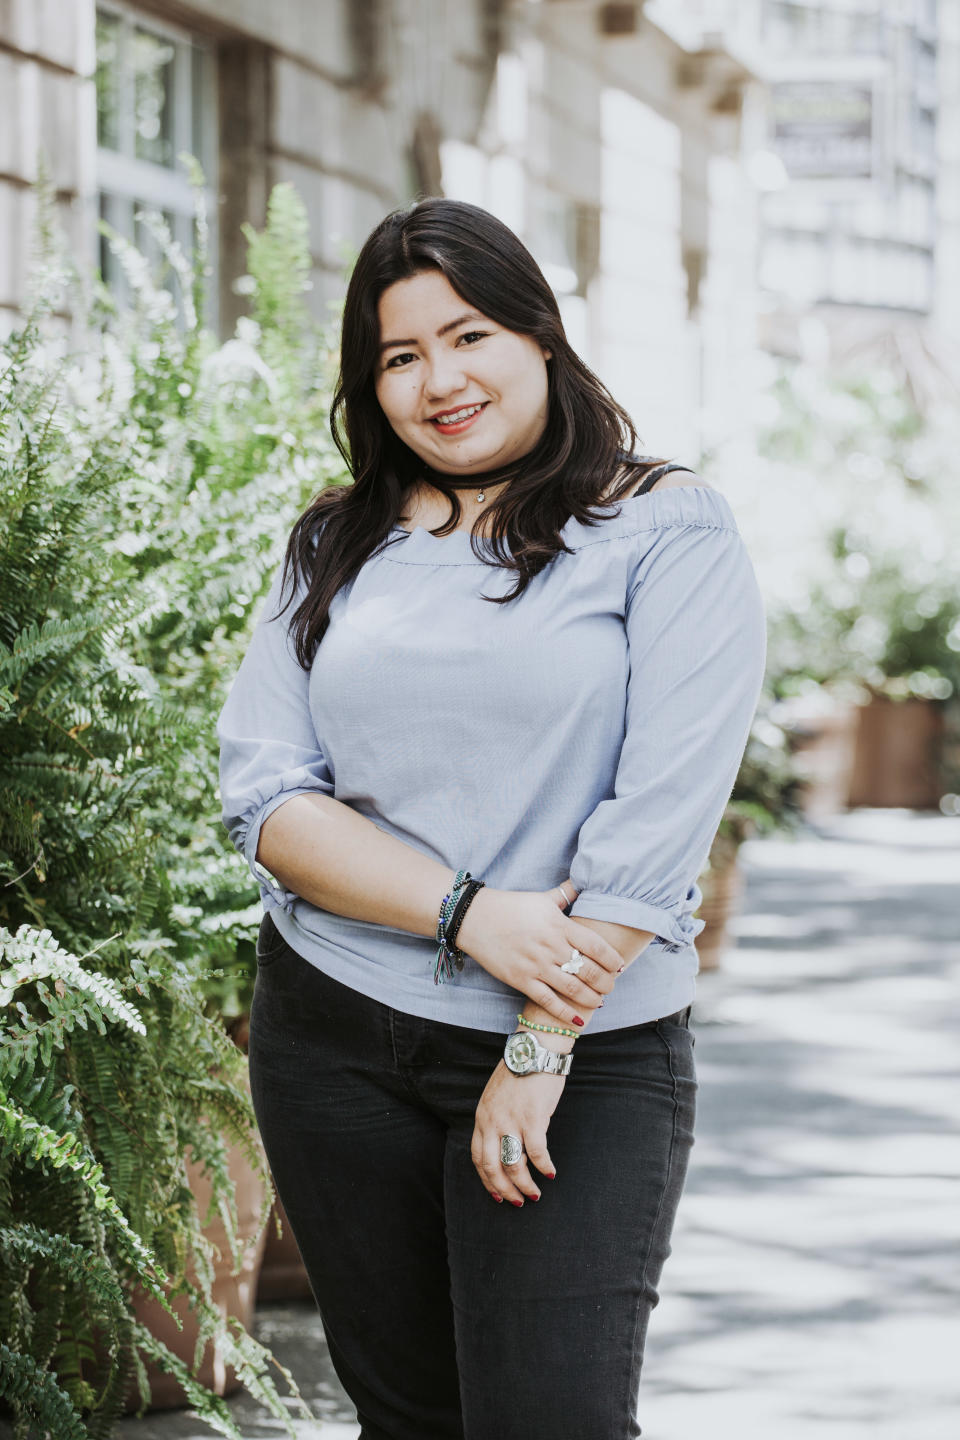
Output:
top-left (540, 1049), bottom-right (574, 1077)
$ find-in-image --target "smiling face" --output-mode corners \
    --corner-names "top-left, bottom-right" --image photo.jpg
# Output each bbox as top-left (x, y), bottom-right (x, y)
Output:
top-left (373, 269), bottom-right (552, 477)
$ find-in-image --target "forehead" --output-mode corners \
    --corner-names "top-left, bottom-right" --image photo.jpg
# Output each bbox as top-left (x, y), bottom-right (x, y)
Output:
top-left (377, 270), bottom-right (476, 331)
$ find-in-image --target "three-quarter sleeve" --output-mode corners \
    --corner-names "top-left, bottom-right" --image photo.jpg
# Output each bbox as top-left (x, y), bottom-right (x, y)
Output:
top-left (216, 560), bottom-right (335, 913)
top-left (568, 518), bottom-right (767, 953)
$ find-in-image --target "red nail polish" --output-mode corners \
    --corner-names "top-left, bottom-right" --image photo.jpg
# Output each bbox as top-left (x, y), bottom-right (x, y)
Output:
top-left (511, 1199), bottom-right (524, 1208)
top-left (547, 1172), bottom-right (556, 1180)
top-left (491, 1192), bottom-right (503, 1203)
top-left (531, 1193), bottom-right (541, 1202)
top-left (572, 1015), bottom-right (584, 1027)
top-left (617, 964), bottom-right (625, 973)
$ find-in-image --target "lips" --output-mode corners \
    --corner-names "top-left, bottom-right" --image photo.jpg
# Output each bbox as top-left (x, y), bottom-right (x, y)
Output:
top-left (428, 402), bottom-right (489, 434)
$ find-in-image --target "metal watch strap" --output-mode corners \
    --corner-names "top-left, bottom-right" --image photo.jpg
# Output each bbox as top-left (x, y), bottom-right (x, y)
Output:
top-left (541, 1049), bottom-right (574, 1077)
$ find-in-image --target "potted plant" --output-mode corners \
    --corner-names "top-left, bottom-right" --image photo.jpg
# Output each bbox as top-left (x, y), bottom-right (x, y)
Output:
top-left (766, 542), bottom-right (959, 810)
top-left (0, 177), bottom-right (343, 1435)
top-left (93, 177), bottom-right (346, 1317)
top-left (755, 357), bottom-right (960, 812)
top-left (0, 331), bottom-right (304, 1436)
top-left (695, 693), bottom-right (805, 970)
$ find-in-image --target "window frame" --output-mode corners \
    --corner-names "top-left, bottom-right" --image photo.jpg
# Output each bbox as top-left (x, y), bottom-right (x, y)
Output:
top-left (95, 0), bottom-right (219, 323)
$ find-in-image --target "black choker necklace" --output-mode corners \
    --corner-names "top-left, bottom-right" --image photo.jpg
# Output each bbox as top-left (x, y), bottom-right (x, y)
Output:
top-left (421, 460), bottom-right (519, 503)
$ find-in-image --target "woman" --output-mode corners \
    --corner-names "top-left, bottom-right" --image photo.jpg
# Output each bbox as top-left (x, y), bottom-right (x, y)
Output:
top-left (217, 197), bottom-right (766, 1439)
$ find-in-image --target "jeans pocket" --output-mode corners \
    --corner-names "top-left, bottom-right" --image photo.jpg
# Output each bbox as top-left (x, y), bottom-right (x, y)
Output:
top-left (255, 911), bottom-right (292, 968)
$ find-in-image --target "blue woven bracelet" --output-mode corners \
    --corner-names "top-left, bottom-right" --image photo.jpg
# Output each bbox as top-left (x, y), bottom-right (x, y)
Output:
top-left (434, 869), bottom-right (477, 985)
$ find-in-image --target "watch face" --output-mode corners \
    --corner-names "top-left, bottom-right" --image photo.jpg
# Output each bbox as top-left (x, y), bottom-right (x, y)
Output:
top-left (505, 1031), bottom-right (538, 1074)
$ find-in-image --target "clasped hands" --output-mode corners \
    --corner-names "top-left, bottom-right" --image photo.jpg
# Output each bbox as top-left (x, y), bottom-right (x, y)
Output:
top-left (455, 878), bottom-right (623, 1028)
top-left (456, 878), bottom-right (625, 1207)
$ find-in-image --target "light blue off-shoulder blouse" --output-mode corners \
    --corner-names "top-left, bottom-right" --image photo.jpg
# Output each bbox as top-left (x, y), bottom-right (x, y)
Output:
top-left (217, 485), bottom-right (767, 1033)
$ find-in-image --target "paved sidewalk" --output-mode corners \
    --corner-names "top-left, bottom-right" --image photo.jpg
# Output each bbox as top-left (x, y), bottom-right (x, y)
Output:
top-left (116, 809), bottom-right (959, 1440)
top-left (640, 808), bottom-right (959, 1440)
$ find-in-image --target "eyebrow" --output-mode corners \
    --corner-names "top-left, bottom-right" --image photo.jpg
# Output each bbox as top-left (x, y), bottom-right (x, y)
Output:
top-left (378, 311), bottom-right (487, 355)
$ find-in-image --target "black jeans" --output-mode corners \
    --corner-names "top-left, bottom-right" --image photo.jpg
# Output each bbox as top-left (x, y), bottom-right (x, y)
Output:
top-left (248, 912), bottom-right (697, 1440)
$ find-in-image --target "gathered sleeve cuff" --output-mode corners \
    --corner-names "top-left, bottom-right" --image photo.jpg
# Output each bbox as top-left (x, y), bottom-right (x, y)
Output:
top-left (569, 883), bottom-right (705, 954)
top-left (216, 560), bottom-right (335, 914)
top-left (568, 511), bottom-right (766, 957)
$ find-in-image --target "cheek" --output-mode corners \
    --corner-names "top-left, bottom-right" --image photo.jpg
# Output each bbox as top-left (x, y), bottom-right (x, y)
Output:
top-left (504, 346), bottom-right (548, 404)
top-left (513, 366), bottom-right (548, 416)
top-left (375, 380), bottom-right (411, 426)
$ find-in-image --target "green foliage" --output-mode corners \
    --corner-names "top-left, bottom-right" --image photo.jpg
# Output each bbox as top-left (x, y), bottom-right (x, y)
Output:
top-left (757, 361), bottom-right (960, 705)
top-left (710, 690), bottom-right (806, 870)
top-left (241, 182), bottom-right (314, 396)
top-left (0, 173), bottom-right (342, 1435)
top-left (0, 1344), bottom-right (89, 1440)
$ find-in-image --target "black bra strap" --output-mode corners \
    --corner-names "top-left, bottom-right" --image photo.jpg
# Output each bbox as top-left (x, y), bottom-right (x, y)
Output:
top-left (633, 461), bottom-right (697, 497)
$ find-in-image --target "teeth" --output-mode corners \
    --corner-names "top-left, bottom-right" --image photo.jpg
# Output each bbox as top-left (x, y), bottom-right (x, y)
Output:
top-left (433, 404), bottom-right (483, 424)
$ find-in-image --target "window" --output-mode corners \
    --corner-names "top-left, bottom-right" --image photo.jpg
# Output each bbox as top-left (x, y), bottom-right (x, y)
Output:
top-left (764, 2), bottom-right (883, 57)
top-left (95, 3), bottom-right (217, 317)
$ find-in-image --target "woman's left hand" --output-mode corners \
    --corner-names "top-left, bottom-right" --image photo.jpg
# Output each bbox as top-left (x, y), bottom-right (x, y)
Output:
top-left (472, 1061), bottom-right (566, 1205)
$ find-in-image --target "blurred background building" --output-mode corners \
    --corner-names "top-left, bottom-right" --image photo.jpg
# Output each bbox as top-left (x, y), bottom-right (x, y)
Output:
top-left (0, 0), bottom-right (761, 461)
top-left (1, 0), bottom-right (958, 455)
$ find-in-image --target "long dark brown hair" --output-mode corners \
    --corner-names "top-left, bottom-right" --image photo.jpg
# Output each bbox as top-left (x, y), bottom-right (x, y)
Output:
top-left (279, 197), bottom-right (672, 667)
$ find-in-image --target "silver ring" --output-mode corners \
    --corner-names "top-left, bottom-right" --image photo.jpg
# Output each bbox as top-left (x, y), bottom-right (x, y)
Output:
top-left (561, 948), bottom-right (585, 976)
top-left (500, 1134), bottom-right (523, 1167)
top-left (558, 882), bottom-right (574, 907)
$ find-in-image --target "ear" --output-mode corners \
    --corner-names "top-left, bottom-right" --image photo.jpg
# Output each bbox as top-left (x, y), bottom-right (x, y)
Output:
top-left (543, 346), bottom-right (553, 363)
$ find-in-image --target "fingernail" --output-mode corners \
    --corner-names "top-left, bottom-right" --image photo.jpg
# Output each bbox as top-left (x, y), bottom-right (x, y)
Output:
top-left (491, 1192), bottom-right (503, 1203)
top-left (617, 964), bottom-right (625, 973)
top-left (599, 999), bottom-right (605, 1007)
top-left (547, 1171), bottom-right (556, 1180)
top-left (572, 1015), bottom-right (584, 1027)
top-left (511, 1199), bottom-right (524, 1208)
top-left (531, 1193), bottom-right (541, 1202)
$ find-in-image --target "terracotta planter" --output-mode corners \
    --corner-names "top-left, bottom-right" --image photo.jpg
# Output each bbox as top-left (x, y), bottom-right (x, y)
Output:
top-left (847, 696), bottom-right (944, 809)
top-left (695, 854), bottom-right (744, 972)
top-left (127, 1137), bottom-right (269, 1409)
top-left (786, 702), bottom-right (860, 820)
top-left (257, 1194), bottom-right (313, 1303)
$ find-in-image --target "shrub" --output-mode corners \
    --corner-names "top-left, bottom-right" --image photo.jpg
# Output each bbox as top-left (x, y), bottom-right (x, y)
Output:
top-left (0, 177), bottom-right (346, 1436)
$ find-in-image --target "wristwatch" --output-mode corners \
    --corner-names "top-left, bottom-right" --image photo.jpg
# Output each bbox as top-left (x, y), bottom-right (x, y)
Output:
top-left (503, 1029), bottom-right (574, 1078)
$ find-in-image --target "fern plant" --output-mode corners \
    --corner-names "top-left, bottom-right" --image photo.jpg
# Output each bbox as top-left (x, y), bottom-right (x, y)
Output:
top-left (0, 175), bottom-right (342, 1436)
top-left (86, 177), bottom-right (349, 1026)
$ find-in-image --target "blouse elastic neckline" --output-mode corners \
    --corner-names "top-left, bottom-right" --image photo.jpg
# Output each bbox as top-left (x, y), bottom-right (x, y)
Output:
top-left (385, 485), bottom-right (736, 564)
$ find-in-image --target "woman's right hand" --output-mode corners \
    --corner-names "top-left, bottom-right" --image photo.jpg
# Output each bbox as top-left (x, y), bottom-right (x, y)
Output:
top-left (455, 881), bottom-right (622, 1027)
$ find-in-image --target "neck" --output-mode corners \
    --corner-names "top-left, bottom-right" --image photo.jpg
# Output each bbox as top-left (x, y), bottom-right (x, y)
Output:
top-left (421, 458), bottom-right (519, 490)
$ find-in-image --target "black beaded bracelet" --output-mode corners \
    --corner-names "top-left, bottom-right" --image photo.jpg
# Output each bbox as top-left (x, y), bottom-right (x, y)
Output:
top-left (434, 870), bottom-right (479, 985)
top-left (445, 878), bottom-right (485, 952)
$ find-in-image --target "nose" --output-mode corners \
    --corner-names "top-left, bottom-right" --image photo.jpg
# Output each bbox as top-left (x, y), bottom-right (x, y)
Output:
top-left (423, 350), bottom-right (468, 404)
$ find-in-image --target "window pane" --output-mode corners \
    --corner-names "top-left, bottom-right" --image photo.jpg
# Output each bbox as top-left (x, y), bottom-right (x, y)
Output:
top-left (192, 45), bottom-right (209, 170)
top-left (96, 9), bottom-right (123, 151)
top-left (134, 204), bottom-right (188, 317)
top-left (99, 191), bottom-right (134, 294)
top-left (133, 27), bottom-right (176, 167)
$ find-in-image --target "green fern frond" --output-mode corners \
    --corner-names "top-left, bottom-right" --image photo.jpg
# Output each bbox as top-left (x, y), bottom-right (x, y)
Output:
top-left (0, 924), bottom-right (146, 1035)
top-left (0, 1092), bottom-right (169, 1305)
top-left (0, 1342), bottom-right (88, 1440)
top-left (131, 1323), bottom-right (241, 1439)
top-left (0, 1222), bottom-right (126, 1314)
top-left (2, 613), bottom-right (109, 685)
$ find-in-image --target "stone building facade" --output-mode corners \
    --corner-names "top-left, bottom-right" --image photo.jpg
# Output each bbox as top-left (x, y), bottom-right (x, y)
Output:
top-left (0, 0), bottom-right (765, 459)
top-left (653, 0), bottom-right (960, 364)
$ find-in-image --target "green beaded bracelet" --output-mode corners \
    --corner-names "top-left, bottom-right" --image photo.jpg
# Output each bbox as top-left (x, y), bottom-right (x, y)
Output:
top-left (516, 1012), bottom-right (578, 1040)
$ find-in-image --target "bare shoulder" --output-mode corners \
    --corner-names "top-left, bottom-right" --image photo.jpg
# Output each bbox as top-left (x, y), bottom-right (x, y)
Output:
top-left (607, 463), bottom-right (714, 501)
top-left (647, 471), bottom-right (713, 494)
